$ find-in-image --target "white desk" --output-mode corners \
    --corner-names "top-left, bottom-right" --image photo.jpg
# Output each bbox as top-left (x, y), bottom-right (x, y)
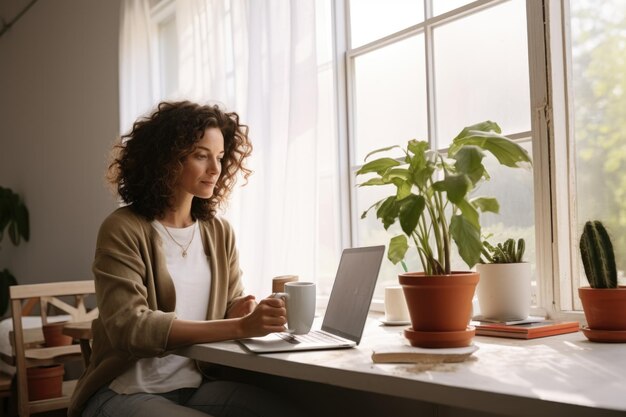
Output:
top-left (176, 315), bottom-right (626, 417)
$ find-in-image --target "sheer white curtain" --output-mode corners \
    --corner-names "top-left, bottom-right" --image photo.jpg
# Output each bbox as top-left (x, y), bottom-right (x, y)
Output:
top-left (118, 0), bottom-right (160, 134)
top-left (233, 1), bottom-right (319, 297)
top-left (119, 0), bottom-right (319, 297)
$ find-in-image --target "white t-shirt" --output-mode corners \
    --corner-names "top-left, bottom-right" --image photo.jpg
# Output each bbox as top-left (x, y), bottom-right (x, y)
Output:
top-left (109, 220), bottom-right (211, 394)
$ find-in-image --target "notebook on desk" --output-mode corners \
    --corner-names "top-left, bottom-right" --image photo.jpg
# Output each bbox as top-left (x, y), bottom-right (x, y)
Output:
top-left (238, 245), bottom-right (385, 354)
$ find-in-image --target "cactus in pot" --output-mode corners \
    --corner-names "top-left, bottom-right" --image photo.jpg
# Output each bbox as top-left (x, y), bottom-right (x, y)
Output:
top-left (578, 220), bottom-right (626, 338)
top-left (579, 220), bottom-right (617, 289)
top-left (476, 237), bottom-right (530, 321)
top-left (481, 238), bottom-right (525, 264)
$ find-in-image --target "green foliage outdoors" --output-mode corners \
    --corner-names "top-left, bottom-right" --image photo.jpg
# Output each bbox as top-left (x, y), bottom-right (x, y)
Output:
top-left (356, 121), bottom-right (531, 276)
top-left (0, 186), bottom-right (30, 315)
top-left (571, 3), bottom-right (626, 274)
top-left (481, 238), bottom-right (525, 264)
top-left (579, 220), bottom-right (617, 288)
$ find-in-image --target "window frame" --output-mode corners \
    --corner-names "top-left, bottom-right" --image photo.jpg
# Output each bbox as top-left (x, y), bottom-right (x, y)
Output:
top-left (527, 0), bottom-right (584, 319)
top-left (333, 0), bottom-right (587, 318)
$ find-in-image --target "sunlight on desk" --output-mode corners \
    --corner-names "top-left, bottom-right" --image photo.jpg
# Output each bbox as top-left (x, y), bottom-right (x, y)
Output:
top-left (176, 313), bottom-right (626, 417)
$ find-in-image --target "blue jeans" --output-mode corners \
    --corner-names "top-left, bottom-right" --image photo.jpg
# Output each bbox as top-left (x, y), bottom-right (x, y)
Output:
top-left (82, 381), bottom-right (300, 417)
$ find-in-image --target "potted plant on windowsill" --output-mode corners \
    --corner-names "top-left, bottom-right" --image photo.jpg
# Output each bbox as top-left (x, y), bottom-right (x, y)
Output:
top-left (476, 238), bottom-right (531, 321)
top-left (0, 186), bottom-right (30, 317)
top-left (357, 121), bottom-right (532, 348)
top-left (578, 220), bottom-right (626, 342)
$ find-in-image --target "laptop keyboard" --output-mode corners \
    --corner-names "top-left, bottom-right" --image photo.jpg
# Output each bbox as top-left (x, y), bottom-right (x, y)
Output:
top-left (277, 330), bottom-right (346, 345)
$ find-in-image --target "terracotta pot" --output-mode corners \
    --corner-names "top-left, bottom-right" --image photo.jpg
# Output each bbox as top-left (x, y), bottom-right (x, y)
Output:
top-left (27, 364), bottom-right (64, 401)
top-left (579, 286), bottom-right (626, 330)
top-left (476, 263), bottom-right (531, 321)
top-left (399, 272), bottom-right (479, 348)
top-left (42, 321), bottom-right (72, 347)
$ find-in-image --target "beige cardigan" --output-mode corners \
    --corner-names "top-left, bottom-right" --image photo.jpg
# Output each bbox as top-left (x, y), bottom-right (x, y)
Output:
top-left (68, 207), bottom-right (244, 417)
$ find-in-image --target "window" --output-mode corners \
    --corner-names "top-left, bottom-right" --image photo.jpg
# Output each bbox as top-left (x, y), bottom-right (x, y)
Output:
top-left (136, 0), bottom-right (626, 315)
top-left (570, 1), bottom-right (626, 289)
top-left (538, 0), bottom-right (626, 314)
top-left (340, 0), bottom-right (535, 301)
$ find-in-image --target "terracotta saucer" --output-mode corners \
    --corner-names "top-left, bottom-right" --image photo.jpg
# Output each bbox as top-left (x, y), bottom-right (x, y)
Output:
top-left (380, 319), bottom-right (411, 326)
top-left (581, 326), bottom-right (626, 343)
top-left (404, 326), bottom-right (475, 348)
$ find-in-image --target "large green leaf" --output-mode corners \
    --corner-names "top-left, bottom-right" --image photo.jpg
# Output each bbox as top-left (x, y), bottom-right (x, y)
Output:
top-left (411, 161), bottom-right (435, 189)
top-left (407, 140), bottom-right (434, 188)
top-left (450, 214), bottom-right (482, 268)
top-left (356, 158), bottom-right (401, 176)
top-left (399, 194), bottom-right (426, 236)
top-left (451, 121), bottom-right (501, 143)
top-left (382, 168), bottom-right (409, 182)
top-left (471, 197), bottom-right (500, 214)
top-left (388, 235), bottom-right (409, 265)
top-left (358, 177), bottom-right (386, 187)
top-left (450, 130), bottom-right (532, 168)
top-left (407, 139), bottom-right (430, 157)
top-left (453, 145), bottom-right (486, 185)
top-left (432, 174), bottom-right (472, 204)
top-left (394, 179), bottom-right (412, 201)
top-left (376, 196), bottom-right (399, 230)
top-left (457, 199), bottom-right (479, 229)
top-left (364, 145), bottom-right (401, 161)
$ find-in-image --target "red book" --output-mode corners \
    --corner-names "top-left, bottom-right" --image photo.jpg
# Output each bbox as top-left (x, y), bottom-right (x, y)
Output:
top-left (474, 320), bottom-right (580, 339)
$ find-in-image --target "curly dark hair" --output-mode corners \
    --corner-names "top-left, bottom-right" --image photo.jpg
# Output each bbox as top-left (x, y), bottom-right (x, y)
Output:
top-left (108, 101), bottom-right (252, 220)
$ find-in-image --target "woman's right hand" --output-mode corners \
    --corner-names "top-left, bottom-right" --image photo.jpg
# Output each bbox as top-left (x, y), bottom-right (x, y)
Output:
top-left (238, 297), bottom-right (287, 338)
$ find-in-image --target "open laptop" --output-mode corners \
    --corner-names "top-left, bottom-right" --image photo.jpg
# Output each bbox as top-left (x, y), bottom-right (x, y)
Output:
top-left (238, 245), bottom-right (385, 354)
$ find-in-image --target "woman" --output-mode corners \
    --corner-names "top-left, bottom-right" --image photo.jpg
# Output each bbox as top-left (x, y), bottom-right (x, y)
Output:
top-left (69, 101), bottom-right (297, 417)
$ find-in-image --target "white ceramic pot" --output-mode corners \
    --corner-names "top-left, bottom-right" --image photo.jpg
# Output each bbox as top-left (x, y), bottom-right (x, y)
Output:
top-left (476, 263), bottom-right (531, 321)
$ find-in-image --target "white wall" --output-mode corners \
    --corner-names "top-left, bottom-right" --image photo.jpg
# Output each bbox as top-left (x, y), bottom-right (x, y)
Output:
top-left (0, 0), bottom-right (121, 290)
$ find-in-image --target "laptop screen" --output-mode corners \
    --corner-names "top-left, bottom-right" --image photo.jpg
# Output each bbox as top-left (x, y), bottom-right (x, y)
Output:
top-left (321, 245), bottom-right (385, 343)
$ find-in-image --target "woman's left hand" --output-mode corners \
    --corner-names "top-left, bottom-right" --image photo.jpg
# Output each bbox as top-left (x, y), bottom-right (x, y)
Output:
top-left (226, 294), bottom-right (257, 318)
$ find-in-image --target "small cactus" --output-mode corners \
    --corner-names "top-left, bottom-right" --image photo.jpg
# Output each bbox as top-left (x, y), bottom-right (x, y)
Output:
top-left (481, 238), bottom-right (525, 264)
top-left (579, 220), bottom-right (617, 289)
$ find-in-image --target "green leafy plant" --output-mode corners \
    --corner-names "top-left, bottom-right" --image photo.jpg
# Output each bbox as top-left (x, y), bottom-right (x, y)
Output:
top-left (579, 220), bottom-right (617, 289)
top-left (481, 238), bottom-right (525, 264)
top-left (0, 186), bottom-right (30, 315)
top-left (357, 121), bottom-right (532, 276)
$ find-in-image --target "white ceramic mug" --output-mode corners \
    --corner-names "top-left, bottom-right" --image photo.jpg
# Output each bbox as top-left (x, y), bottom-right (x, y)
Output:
top-left (272, 281), bottom-right (316, 335)
top-left (384, 285), bottom-right (410, 322)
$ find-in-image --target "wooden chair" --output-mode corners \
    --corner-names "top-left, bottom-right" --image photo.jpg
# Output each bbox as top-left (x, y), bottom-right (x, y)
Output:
top-left (8, 281), bottom-right (97, 417)
top-left (62, 321), bottom-right (94, 368)
top-left (0, 298), bottom-right (39, 417)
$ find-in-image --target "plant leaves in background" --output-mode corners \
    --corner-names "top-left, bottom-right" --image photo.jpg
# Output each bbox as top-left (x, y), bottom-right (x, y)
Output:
top-left (0, 186), bottom-right (30, 246)
top-left (0, 186), bottom-right (29, 315)
top-left (0, 269), bottom-right (18, 316)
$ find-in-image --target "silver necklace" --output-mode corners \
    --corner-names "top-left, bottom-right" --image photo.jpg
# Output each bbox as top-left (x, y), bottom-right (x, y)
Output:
top-left (162, 223), bottom-right (196, 257)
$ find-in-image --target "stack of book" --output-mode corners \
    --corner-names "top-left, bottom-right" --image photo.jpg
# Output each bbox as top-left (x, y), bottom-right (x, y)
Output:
top-left (471, 316), bottom-right (580, 339)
